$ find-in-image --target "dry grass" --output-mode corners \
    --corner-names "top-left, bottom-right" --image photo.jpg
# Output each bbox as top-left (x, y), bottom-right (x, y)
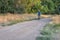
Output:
top-left (41, 15), bottom-right (51, 18)
top-left (52, 15), bottom-right (60, 24)
top-left (1, 13), bottom-right (59, 26)
top-left (0, 13), bottom-right (51, 24)
top-left (0, 13), bottom-right (37, 24)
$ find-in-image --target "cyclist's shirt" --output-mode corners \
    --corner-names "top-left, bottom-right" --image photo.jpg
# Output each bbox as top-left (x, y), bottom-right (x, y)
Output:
top-left (38, 11), bottom-right (40, 16)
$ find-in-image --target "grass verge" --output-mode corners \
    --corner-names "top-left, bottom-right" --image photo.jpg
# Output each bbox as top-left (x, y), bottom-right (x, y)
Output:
top-left (0, 13), bottom-right (37, 26)
top-left (0, 14), bottom-right (50, 26)
top-left (1, 18), bottom-right (38, 26)
top-left (36, 23), bottom-right (60, 40)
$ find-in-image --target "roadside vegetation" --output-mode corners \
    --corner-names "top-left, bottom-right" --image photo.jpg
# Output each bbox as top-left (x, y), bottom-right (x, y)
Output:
top-left (0, 13), bottom-right (51, 26)
top-left (52, 15), bottom-right (60, 24)
top-left (0, 13), bottom-right (37, 26)
top-left (0, 0), bottom-right (60, 26)
top-left (36, 14), bottom-right (60, 40)
top-left (36, 23), bottom-right (60, 40)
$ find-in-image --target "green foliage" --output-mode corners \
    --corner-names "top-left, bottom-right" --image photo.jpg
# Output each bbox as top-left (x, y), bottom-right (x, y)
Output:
top-left (41, 0), bottom-right (60, 14)
top-left (36, 24), bottom-right (60, 40)
top-left (0, 0), bottom-right (60, 14)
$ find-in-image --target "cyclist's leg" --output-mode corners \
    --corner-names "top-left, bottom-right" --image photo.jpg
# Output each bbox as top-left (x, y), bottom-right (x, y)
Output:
top-left (38, 16), bottom-right (40, 19)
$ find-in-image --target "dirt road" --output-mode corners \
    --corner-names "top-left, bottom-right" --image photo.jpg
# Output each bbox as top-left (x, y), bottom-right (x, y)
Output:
top-left (0, 18), bottom-right (51, 40)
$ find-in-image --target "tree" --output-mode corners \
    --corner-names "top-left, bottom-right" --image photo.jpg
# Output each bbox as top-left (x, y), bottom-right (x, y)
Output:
top-left (41, 0), bottom-right (60, 14)
top-left (0, 0), bottom-right (60, 14)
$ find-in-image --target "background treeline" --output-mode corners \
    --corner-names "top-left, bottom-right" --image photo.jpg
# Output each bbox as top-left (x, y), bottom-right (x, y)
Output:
top-left (0, 0), bottom-right (60, 14)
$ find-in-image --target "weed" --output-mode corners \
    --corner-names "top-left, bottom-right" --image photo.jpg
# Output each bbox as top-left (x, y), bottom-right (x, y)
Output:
top-left (36, 23), bottom-right (60, 40)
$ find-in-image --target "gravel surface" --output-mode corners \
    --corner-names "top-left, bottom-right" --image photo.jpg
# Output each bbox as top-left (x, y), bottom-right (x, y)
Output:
top-left (0, 18), bottom-right (51, 40)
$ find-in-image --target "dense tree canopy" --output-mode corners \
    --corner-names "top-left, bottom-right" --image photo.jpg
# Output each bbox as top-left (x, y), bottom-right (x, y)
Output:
top-left (41, 0), bottom-right (60, 14)
top-left (0, 0), bottom-right (60, 14)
